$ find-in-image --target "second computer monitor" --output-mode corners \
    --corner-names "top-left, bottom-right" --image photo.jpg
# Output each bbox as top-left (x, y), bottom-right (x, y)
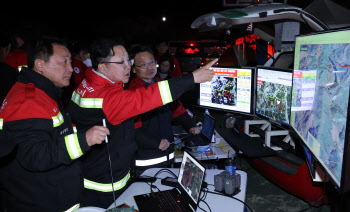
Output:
top-left (199, 67), bottom-right (253, 114)
top-left (255, 67), bottom-right (293, 126)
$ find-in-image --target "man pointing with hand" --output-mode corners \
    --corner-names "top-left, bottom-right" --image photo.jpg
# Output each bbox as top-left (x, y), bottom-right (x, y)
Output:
top-left (68, 38), bottom-right (216, 208)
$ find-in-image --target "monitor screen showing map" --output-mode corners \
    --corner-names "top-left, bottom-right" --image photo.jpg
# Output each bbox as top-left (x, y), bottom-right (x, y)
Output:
top-left (199, 67), bottom-right (253, 114)
top-left (291, 28), bottom-right (350, 192)
top-left (255, 67), bottom-right (293, 126)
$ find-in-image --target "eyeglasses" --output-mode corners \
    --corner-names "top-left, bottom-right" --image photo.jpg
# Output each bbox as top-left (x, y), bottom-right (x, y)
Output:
top-left (102, 59), bottom-right (134, 67)
top-left (134, 60), bottom-right (157, 68)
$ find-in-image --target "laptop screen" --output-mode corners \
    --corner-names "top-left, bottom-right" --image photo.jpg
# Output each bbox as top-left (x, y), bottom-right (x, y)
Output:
top-left (201, 113), bottom-right (215, 140)
top-left (177, 151), bottom-right (206, 205)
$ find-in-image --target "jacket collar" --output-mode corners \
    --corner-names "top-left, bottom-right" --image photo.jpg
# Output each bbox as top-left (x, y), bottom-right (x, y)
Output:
top-left (85, 67), bottom-right (124, 87)
top-left (130, 75), bottom-right (161, 88)
top-left (18, 67), bottom-right (62, 102)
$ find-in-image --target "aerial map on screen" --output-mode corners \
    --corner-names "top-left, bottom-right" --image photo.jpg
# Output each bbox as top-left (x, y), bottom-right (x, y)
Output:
top-left (256, 68), bottom-right (293, 124)
top-left (291, 30), bottom-right (350, 186)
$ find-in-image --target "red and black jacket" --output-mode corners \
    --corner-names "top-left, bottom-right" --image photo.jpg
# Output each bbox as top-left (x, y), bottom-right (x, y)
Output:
top-left (4, 49), bottom-right (28, 72)
top-left (71, 58), bottom-right (88, 89)
top-left (68, 68), bottom-right (195, 194)
top-left (0, 68), bottom-right (89, 212)
top-left (127, 76), bottom-right (196, 170)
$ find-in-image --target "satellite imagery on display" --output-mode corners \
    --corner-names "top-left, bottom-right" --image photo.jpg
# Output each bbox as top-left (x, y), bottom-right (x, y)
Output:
top-left (211, 76), bottom-right (237, 106)
top-left (291, 41), bottom-right (350, 185)
top-left (199, 68), bottom-right (252, 113)
top-left (180, 158), bottom-right (204, 202)
top-left (256, 81), bottom-right (292, 124)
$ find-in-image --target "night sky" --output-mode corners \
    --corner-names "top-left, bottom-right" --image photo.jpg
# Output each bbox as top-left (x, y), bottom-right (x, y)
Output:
top-left (2, 0), bottom-right (332, 46)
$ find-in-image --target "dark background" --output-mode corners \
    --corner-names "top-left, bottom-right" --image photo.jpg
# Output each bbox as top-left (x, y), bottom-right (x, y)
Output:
top-left (1, 0), bottom-right (327, 45)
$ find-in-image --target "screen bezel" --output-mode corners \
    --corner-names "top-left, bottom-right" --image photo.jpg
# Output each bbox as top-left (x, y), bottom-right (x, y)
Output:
top-left (300, 142), bottom-right (317, 179)
top-left (201, 113), bottom-right (216, 141)
top-left (255, 66), bottom-right (294, 129)
top-left (292, 28), bottom-right (350, 193)
top-left (177, 150), bottom-right (206, 210)
top-left (198, 66), bottom-right (255, 116)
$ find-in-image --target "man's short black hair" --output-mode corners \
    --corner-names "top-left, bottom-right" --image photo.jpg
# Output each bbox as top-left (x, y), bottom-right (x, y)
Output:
top-left (154, 39), bottom-right (169, 46)
top-left (128, 45), bottom-right (154, 61)
top-left (28, 36), bottom-right (68, 69)
top-left (89, 38), bottom-right (125, 70)
top-left (69, 39), bottom-right (91, 56)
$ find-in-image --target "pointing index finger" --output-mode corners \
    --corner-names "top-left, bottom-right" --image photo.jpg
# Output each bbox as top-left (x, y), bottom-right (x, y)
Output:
top-left (202, 58), bottom-right (218, 69)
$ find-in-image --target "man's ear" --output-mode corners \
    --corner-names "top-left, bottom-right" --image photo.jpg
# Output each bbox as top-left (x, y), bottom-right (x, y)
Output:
top-left (34, 59), bottom-right (45, 74)
top-left (132, 67), bottom-right (136, 74)
top-left (97, 63), bottom-right (106, 75)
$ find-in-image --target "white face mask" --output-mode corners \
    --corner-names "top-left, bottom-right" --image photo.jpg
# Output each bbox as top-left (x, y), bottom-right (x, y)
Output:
top-left (83, 59), bottom-right (92, 67)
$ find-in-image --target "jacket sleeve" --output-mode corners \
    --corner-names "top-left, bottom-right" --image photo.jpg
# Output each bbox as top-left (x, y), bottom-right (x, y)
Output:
top-left (173, 111), bottom-right (196, 130)
top-left (169, 99), bottom-right (196, 130)
top-left (169, 99), bottom-right (186, 119)
top-left (103, 73), bottom-right (194, 125)
top-left (5, 119), bottom-right (90, 172)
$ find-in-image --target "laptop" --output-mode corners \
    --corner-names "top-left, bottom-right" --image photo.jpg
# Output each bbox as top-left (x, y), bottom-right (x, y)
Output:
top-left (133, 151), bottom-right (206, 212)
top-left (183, 113), bottom-right (216, 147)
top-left (172, 125), bottom-right (189, 136)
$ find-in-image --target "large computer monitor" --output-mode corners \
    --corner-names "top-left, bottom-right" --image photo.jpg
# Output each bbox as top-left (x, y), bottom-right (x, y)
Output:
top-left (255, 67), bottom-right (293, 127)
top-left (199, 67), bottom-right (254, 114)
top-left (290, 28), bottom-right (350, 193)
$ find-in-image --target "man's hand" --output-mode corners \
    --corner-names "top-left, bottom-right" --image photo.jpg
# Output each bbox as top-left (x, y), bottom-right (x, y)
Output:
top-left (189, 127), bottom-right (201, 135)
top-left (192, 58), bottom-right (218, 83)
top-left (85, 126), bottom-right (110, 146)
top-left (159, 139), bottom-right (170, 151)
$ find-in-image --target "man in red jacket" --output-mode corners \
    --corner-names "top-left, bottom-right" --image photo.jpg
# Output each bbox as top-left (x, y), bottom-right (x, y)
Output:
top-left (0, 36), bottom-right (109, 212)
top-left (128, 45), bottom-right (201, 176)
top-left (69, 38), bottom-right (216, 208)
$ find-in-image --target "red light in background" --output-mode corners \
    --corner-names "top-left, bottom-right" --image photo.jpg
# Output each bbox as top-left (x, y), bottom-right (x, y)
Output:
top-left (184, 48), bottom-right (199, 54)
top-left (187, 42), bottom-right (196, 47)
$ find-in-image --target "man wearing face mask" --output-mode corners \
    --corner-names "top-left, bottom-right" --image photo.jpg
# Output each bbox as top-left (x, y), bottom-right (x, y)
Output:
top-left (71, 40), bottom-right (92, 89)
top-left (61, 40), bottom-right (92, 108)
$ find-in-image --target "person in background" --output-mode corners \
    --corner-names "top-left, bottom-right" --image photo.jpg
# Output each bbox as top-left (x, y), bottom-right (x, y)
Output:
top-left (154, 40), bottom-right (182, 77)
top-left (68, 38), bottom-right (216, 209)
top-left (62, 40), bottom-right (92, 108)
top-left (4, 30), bottom-right (28, 72)
top-left (71, 40), bottom-right (92, 89)
top-left (0, 32), bottom-right (19, 105)
top-left (157, 53), bottom-right (175, 80)
top-left (128, 45), bottom-right (201, 176)
top-left (0, 36), bottom-right (109, 212)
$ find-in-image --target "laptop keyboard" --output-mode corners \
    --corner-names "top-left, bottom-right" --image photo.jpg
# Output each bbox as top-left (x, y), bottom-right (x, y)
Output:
top-left (134, 190), bottom-right (191, 212)
top-left (156, 190), bottom-right (182, 211)
top-left (172, 125), bottom-right (188, 135)
top-left (185, 135), bottom-right (210, 147)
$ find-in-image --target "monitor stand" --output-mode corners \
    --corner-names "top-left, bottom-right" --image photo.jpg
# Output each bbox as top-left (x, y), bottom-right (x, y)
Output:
top-left (244, 120), bottom-right (295, 151)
